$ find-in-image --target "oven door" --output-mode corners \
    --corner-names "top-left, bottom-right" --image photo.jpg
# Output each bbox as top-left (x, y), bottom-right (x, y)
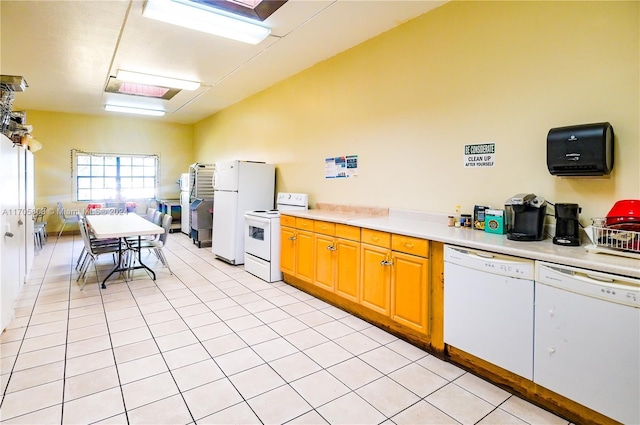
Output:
top-left (244, 214), bottom-right (271, 261)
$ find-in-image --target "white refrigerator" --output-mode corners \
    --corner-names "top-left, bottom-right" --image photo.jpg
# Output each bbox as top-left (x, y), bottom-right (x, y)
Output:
top-left (212, 160), bottom-right (275, 264)
top-left (179, 172), bottom-right (190, 234)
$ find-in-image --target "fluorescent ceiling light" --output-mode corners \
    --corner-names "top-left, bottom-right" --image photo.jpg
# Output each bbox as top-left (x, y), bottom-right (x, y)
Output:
top-left (105, 104), bottom-right (165, 117)
top-left (116, 70), bottom-right (200, 91)
top-left (142, 0), bottom-right (271, 45)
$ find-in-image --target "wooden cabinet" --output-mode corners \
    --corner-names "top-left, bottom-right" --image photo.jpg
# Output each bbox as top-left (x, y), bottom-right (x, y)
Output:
top-left (360, 242), bottom-right (392, 315)
top-left (314, 222), bottom-right (361, 301)
top-left (391, 251), bottom-right (429, 333)
top-left (360, 229), bottom-right (392, 315)
top-left (281, 216), bottom-right (432, 338)
top-left (314, 233), bottom-right (336, 290)
top-left (359, 231), bottom-right (430, 333)
top-left (280, 218), bottom-right (314, 283)
top-left (390, 234), bottom-right (429, 333)
top-left (280, 225), bottom-right (297, 276)
top-left (335, 236), bottom-right (360, 302)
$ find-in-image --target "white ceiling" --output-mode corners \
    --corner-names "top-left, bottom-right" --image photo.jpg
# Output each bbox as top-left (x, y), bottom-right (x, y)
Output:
top-left (1, 0), bottom-right (446, 124)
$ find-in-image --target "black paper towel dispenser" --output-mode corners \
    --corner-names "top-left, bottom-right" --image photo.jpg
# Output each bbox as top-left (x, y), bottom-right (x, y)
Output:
top-left (547, 122), bottom-right (614, 176)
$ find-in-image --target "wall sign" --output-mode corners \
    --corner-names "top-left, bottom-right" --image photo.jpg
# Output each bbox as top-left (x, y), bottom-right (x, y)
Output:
top-left (325, 155), bottom-right (358, 178)
top-left (464, 143), bottom-right (495, 168)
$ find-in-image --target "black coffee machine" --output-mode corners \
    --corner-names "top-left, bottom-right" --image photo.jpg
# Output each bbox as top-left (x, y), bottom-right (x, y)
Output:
top-left (553, 203), bottom-right (581, 246)
top-left (505, 193), bottom-right (547, 241)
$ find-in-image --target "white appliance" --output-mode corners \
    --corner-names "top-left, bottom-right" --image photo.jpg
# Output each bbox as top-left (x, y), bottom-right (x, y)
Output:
top-left (179, 172), bottom-right (190, 234)
top-left (212, 160), bottom-right (275, 264)
top-left (534, 262), bottom-right (640, 425)
top-left (444, 245), bottom-right (535, 379)
top-left (244, 193), bottom-right (309, 282)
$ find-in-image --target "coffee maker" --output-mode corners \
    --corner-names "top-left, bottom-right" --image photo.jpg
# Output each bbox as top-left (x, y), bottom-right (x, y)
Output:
top-left (504, 193), bottom-right (547, 241)
top-left (553, 203), bottom-right (581, 246)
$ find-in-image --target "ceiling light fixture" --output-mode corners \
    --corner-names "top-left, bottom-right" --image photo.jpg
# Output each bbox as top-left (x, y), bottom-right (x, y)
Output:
top-left (105, 104), bottom-right (166, 117)
top-left (116, 70), bottom-right (200, 91)
top-left (142, 0), bottom-right (271, 45)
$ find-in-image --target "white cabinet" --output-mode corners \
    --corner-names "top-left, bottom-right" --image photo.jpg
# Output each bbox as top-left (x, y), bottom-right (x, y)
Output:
top-left (1, 135), bottom-right (34, 331)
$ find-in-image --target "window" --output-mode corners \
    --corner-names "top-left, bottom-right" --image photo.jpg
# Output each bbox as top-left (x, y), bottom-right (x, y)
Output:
top-left (73, 151), bottom-right (158, 202)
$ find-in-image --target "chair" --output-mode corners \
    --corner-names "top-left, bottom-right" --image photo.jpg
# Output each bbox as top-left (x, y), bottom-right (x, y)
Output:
top-left (57, 201), bottom-right (80, 238)
top-left (33, 207), bottom-right (47, 252)
top-left (76, 216), bottom-right (125, 290)
top-left (75, 214), bottom-right (122, 273)
top-left (151, 210), bottom-right (163, 226)
top-left (145, 207), bottom-right (157, 222)
top-left (126, 214), bottom-right (173, 276)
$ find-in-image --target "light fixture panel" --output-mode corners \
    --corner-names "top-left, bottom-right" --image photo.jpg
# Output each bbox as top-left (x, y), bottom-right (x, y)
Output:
top-left (105, 104), bottom-right (165, 117)
top-left (142, 0), bottom-right (271, 45)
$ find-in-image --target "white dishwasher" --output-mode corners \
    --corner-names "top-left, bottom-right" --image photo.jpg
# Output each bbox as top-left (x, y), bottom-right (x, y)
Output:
top-left (444, 245), bottom-right (535, 380)
top-left (534, 262), bottom-right (640, 425)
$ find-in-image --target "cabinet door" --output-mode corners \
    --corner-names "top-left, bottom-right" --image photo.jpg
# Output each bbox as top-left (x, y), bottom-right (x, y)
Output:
top-left (280, 226), bottom-right (297, 276)
top-left (336, 238), bottom-right (360, 302)
top-left (314, 233), bottom-right (336, 291)
top-left (360, 243), bottom-right (391, 316)
top-left (391, 251), bottom-right (429, 334)
top-left (296, 230), bottom-right (314, 283)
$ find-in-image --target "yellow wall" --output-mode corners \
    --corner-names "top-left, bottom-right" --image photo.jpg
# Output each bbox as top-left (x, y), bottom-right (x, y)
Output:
top-left (194, 1), bottom-right (639, 221)
top-left (25, 111), bottom-right (193, 231)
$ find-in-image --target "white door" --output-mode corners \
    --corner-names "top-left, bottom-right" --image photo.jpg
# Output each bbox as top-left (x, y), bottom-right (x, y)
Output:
top-left (214, 160), bottom-right (239, 191)
top-left (212, 191), bottom-right (238, 262)
top-left (244, 215), bottom-right (271, 261)
top-left (20, 147), bottom-right (34, 281)
top-left (1, 136), bottom-right (21, 330)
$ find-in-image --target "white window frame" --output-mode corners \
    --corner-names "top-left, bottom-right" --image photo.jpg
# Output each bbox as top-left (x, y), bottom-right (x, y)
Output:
top-left (71, 150), bottom-right (160, 202)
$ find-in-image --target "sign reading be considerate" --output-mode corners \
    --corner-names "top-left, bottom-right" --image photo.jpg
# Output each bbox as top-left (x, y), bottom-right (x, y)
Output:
top-left (464, 143), bottom-right (495, 168)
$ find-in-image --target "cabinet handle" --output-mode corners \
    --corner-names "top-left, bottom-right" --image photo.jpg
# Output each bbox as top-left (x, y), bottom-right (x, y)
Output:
top-left (18, 219), bottom-right (24, 225)
top-left (5, 231), bottom-right (14, 238)
top-left (380, 260), bottom-right (393, 266)
top-left (371, 236), bottom-right (379, 241)
top-left (404, 243), bottom-right (414, 248)
top-left (288, 235), bottom-right (297, 241)
top-left (327, 245), bottom-right (337, 251)
top-left (548, 347), bottom-right (556, 354)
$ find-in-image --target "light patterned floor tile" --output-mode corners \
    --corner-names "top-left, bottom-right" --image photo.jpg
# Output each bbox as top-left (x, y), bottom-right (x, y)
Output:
top-left (182, 378), bottom-right (243, 420)
top-left (290, 370), bottom-right (351, 408)
top-left (425, 382), bottom-right (495, 424)
top-left (316, 391), bottom-right (385, 424)
top-left (127, 394), bottom-right (193, 425)
top-left (229, 364), bottom-right (286, 399)
top-left (356, 376), bottom-right (421, 417)
top-left (171, 359), bottom-right (225, 392)
top-left (61, 386), bottom-right (125, 424)
top-left (247, 384), bottom-right (312, 424)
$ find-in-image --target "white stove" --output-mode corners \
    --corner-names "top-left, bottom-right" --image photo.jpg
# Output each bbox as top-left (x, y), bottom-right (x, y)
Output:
top-left (244, 193), bottom-right (308, 282)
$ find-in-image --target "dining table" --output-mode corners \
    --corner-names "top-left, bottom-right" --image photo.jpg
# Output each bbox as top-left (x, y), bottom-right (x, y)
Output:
top-left (85, 213), bottom-right (164, 288)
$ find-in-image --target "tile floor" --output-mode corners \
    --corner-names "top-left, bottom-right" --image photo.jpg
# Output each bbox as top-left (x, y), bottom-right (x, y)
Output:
top-left (0, 232), bottom-right (570, 424)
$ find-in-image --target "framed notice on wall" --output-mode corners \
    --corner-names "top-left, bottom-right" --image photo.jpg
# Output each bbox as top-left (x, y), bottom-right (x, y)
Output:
top-left (325, 155), bottom-right (358, 178)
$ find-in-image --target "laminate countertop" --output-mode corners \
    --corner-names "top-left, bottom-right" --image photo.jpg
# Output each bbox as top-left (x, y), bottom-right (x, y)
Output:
top-left (282, 209), bottom-right (640, 279)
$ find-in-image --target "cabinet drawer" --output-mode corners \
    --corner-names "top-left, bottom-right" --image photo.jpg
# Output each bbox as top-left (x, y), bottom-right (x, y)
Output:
top-left (280, 215), bottom-right (296, 227)
top-left (296, 217), bottom-right (314, 231)
top-left (314, 220), bottom-right (335, 236)
top-left (392, 234), bottom-right (429, 257)
top-left (336, 224), bottom-right (360, 241)
top-left (361, 229), bottom-right (390, 248)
